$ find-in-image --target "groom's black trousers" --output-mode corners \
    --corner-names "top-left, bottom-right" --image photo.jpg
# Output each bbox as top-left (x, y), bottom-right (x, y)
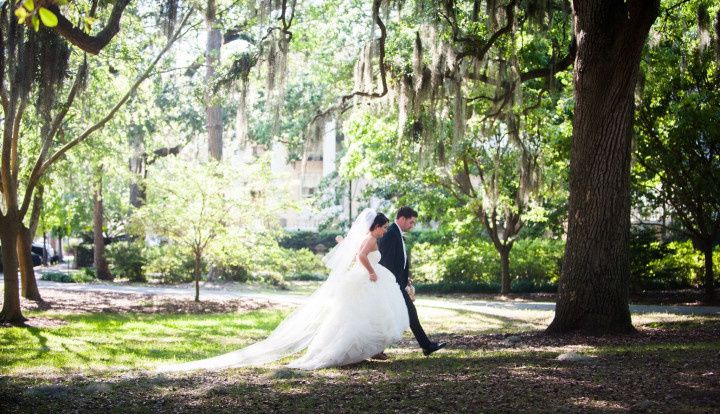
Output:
top-left (400, 287), bottom-right (432, 349)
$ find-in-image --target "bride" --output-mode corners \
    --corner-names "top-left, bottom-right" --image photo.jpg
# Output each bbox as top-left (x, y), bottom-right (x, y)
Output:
top-left (158, 208), bottom-right (410, 371)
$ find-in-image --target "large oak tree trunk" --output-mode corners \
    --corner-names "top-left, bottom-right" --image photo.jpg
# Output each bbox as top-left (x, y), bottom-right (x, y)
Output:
top-left (206, 0), bottom-right (223, 161)
top-left (18, 225), bottom-right (42, 301)
top-left (93, 174), bottom-right (112, 281)
top-left (548, 0), bottom-right (659, 334)
top-left (0, 215), bottom-right (26, 324)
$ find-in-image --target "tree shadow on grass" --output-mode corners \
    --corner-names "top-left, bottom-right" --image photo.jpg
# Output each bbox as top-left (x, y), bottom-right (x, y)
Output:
top-left (3, 344), bottom-right (719, 414)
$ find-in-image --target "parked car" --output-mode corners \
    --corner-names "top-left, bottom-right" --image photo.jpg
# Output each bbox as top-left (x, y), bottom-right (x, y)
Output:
top-left (31, 242), bottom-right (55, 263)
top-left (0, 246), bottom-right (41, 272)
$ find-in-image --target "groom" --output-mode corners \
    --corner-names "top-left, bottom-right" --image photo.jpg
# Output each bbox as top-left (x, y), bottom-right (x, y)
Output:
top-left (378, 206), bottom-right (446, 357)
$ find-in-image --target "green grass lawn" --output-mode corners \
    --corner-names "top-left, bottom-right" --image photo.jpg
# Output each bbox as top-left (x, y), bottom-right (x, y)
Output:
top-left (0, 309), bottom-right (289, 375)
top-left (0, 304), bottom-right (555, 376)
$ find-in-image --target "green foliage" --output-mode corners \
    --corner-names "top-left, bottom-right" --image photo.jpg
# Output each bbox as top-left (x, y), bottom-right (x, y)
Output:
top-left (278, 230), bottom-right (343, 252)
top-left (40, 272), bottom-right (74, 283)
top-left (142, 229), bottom-right (326, 285)
top-left (286, 272), bottom-right (327, 282)
top-left (634, 1), bottom-right (720, 286)
top-left (40, 270), bottom-right (94, 283)
top-left (106, 241), bottom-right (147, 283)
top-left (411, 238), bottom-right (564, 290)
top-left (133, 157), bottom-right (293, 292)
top-left (630, 227), bottom-right (720, 291)
top-left (144, 244), bottom-right (195, 284)
top-left (411, 229), bottom-right (715, 293)
top-left (247, 245), bottom-right (325, 281)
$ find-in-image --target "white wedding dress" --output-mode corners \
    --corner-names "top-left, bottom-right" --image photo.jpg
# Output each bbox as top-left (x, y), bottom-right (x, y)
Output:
top-left (158, 249), bottom-right (409, 372)
top-left (289, 250), bottom-right (409, 369)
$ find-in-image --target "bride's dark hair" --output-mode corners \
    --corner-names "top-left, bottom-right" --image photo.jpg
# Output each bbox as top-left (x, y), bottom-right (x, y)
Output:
top-left (370, 213), bottom-right (389, 231)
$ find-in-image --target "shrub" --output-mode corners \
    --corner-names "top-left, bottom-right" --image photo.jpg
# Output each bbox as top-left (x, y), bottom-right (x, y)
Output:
top-left (145, 244), bottom-right (195, 284)
top-left (41, 271), bottom-right (73, 283)
top-left (628, 227), bottom-right (720, 291)
top-left (40, 271), bottom-right (94, 283)
top-left (72, 269), bottom-right (96, 283)
top-left (286, 272), bottom-right (327, 281)
top-left (414, 280), bottom-right (500, 294)
top-left (411, 238), bottom-right (564, 292)
top-left (279, 230), bottom-right (343, 253)
top-left (213, 263), bottom-right (250, 282)
top-left (511, 239), bottom-right (564, 284)
top-left (255, 271), bottom-right (288, 289)
top-left (73, 243), bottom-right (94, 268)
top-left (82, 267), bottom-right (96, 280)
top-left (106, 241), bottom-right (147, 282)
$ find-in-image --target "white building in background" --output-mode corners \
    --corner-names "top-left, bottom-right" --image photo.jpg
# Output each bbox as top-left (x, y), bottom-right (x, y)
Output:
top-left (268, 118), bottom-right (367, 230)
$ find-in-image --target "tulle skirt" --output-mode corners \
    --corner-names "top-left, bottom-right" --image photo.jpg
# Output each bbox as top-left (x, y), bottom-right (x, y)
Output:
top-left (288, 264), bottom-right (409, 369)
top-left (156, 262), bottom-right (409, 372)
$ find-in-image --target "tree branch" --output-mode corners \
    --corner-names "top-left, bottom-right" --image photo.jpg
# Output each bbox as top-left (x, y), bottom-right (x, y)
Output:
top-left (310, 0), bottom-right (388, 126)
top-left (20, 60), bottom-right (87, 220)
top-left (456, 0), bottom-right (517, 64)
top-left (48, 0), bottom-right (131, 55)
top-left (10, 93), bottom-right (28, 182)
top-left (519, 36), bottom-right (577, 82)
top-left (34, 10), bottom-right (193, 190)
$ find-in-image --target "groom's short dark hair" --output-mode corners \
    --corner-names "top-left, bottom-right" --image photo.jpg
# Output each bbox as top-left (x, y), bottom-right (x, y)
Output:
top-left (396, 206), bottom-right (418, 219)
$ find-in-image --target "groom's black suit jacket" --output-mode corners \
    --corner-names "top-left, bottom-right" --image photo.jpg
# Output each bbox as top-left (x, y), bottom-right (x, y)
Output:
top-left (378, 223), bottom-right (410, 288)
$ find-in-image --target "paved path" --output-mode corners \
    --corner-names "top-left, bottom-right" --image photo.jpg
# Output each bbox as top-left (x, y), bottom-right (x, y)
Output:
top-left (28, 279), bottom-right (720, 316)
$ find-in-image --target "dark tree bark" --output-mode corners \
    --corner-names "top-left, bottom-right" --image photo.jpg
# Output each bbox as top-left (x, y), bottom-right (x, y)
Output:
top-left (19, 185), bottom-right (43, 301)
top-left (57, 236), bottom-right (64, 262)
top-left (93, 172), bottom-right (112, 281)
top-left (701, 245), bottom-right (715, 300)
top-left (47, 0), bottom-right (131, 55)
top-left (548, 0), bottom-right (660, 334)
top-left (499, 245), bottom-right (511, 295)
top-left (0, 214), bottom-right (25, 324)
top-left (18, 225), bottom-right (41, 301)
top-left (206, 0), bottom-right (223, 161)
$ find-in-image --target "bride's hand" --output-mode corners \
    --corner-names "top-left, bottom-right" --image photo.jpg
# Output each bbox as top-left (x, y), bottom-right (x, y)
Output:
top-left (369, 272), bottom-right (377, 282)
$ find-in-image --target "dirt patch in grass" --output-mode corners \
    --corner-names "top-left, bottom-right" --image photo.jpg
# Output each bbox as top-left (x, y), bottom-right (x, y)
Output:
top-left (14, 289), bottom-right (284, 316)
top-left (439, 318), bottom-right (720, 352)
top-left (436, 288), bottom-right (719, 306)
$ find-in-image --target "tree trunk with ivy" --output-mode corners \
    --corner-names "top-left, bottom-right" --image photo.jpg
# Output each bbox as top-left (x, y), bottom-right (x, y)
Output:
top-left (548, 0), bottom-right (660, 334)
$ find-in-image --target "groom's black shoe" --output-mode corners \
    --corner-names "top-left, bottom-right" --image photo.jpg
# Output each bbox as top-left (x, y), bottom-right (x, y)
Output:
top-left (422, 342), bottom-right (446, 357)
